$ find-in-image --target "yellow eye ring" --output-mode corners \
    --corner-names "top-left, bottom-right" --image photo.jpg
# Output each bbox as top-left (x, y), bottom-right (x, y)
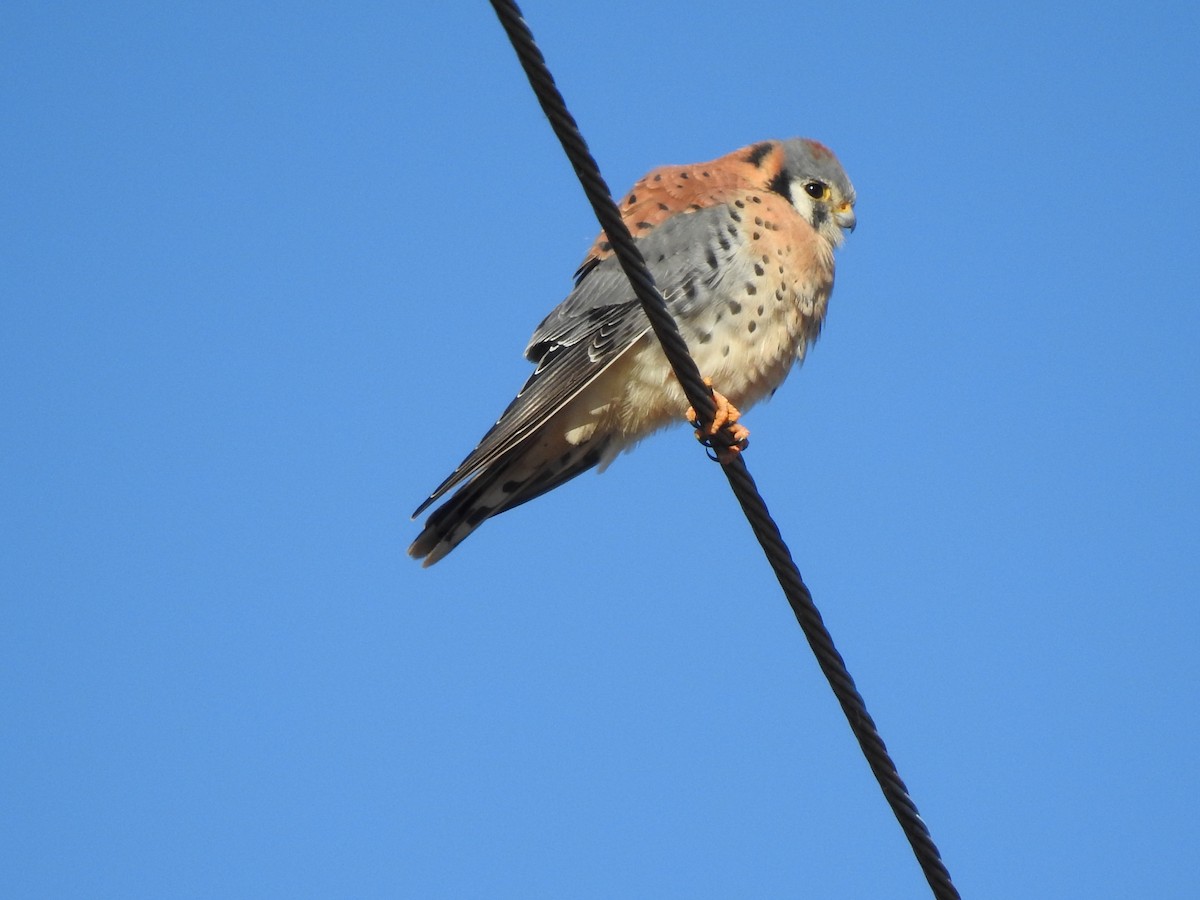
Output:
top-left (804, 181), bottom-right (830, 201)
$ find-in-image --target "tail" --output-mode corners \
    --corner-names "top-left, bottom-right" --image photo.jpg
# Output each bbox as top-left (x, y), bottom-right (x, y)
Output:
top-left (409, 437), bottom-right (610, 567)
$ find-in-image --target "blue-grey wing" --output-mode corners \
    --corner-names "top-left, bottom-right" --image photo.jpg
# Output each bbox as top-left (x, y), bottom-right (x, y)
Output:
top-left (413, 206), bottom-right (731, 516)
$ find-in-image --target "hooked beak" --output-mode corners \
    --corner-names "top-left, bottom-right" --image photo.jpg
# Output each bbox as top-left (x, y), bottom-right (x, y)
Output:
top-left (835, 202), bottom-right (857, 233)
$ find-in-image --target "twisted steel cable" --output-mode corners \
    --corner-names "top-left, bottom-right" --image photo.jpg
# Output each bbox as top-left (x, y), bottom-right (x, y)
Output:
top-left (487, 2), bottom-right (960, 897)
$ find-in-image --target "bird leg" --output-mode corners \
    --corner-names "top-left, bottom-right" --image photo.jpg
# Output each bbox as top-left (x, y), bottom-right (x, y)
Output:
top-left (686, 378), bottom-right (750, 464)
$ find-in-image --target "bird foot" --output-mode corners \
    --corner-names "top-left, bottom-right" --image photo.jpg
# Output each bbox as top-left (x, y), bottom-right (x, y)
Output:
top-left (686, 378), bottom-right (750, 464)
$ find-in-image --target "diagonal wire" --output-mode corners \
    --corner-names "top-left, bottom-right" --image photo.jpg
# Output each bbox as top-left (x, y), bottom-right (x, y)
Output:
top-left (487, 2), bottom-right (960, 898)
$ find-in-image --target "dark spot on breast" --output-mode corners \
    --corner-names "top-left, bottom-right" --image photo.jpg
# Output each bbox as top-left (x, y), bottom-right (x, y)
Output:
top-left (627, 193), bottom-right (638, 205)
top-left (636, 221), bottom-right (652, 230)
top-left (748, 321), bottom-right (757, 333)
top-left (702, 170), bottom-right (711, 177)
top-left (726, 224), bottom-right (739, 238)
top-left (745, 283), bottom-right (757, 295)
top-left (722, 345), bottom-right (731, 357)
top-left (752, 232), bottom-right (761, 240)
top-left (729, 209), bottom-right (742, 222)
top-left (757, 304), bottom-right (765, 316)
top-left (680, 172), bottom-right (690, 179)
top-left (600, 241), bottom-right (611, 251)
top-left (734, 199), bottom-right (746, 209)
top-left (718, 235), bottom-right (731, 251)
top-left (751, 195), bottom-right (762, 204)
top-left (706, 249), bottom-right (719, 269)
top-left (698, 331), bottom-right (712, 344)
top-left (754, 216), bottom-right (764, 226)
top-left (658, 202), bottom-right (669, 211)
top-left (729, 300), bottom-right (742, 314)
top-left (683, 278), bottom-right (697, 300)
top-left (754, 263), bottom-right (764, 276)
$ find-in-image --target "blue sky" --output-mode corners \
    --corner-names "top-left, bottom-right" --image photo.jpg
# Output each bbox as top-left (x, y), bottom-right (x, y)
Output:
top-left (3, 2), bottom-right (1198, 897)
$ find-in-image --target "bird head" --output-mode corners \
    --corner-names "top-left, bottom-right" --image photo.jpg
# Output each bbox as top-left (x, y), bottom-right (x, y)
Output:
top-left (778, 138), bottom-right (857, 247)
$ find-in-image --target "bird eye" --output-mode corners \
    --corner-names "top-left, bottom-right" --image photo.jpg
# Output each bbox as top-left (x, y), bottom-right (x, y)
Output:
top-left (804, 181), bottom-right (829, 200)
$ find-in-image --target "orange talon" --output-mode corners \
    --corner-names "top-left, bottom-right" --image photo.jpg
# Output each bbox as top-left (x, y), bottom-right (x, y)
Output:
top-left (685, 377), bottom-right (751, 464)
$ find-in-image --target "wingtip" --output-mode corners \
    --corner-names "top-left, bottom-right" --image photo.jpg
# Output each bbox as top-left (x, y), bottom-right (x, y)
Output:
top-left (411, 496), bottom-right (434, 520)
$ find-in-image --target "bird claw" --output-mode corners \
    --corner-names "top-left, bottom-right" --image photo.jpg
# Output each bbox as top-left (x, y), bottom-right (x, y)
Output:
top-left (686, 378), bottom-right (750, 464)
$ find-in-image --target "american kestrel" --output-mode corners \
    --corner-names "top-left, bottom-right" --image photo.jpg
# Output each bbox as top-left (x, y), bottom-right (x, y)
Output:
top-left (410, 138), bottom-right (856, 566)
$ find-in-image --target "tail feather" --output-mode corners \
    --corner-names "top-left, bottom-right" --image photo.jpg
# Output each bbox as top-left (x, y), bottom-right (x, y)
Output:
top-left (409, 438), bottom-right (609, 566)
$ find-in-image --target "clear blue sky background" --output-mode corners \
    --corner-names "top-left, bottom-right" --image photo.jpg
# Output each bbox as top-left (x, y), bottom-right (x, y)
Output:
top-left (4, 3), bottom-right (1198, 898)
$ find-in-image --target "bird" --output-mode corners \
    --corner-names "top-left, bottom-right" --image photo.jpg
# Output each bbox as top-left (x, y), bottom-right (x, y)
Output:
top-left (409, 138), bottom-right (856, 566)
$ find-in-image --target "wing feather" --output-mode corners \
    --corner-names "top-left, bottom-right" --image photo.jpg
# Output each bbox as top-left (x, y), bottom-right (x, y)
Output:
top-left (412, 301), bottom-right (651, 516)
top-left (413, 204), bottom-right (736, 517)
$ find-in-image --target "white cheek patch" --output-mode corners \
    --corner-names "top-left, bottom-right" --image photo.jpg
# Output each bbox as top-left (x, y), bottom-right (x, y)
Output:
top-left (788, 180), bottom-right (819, 227)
